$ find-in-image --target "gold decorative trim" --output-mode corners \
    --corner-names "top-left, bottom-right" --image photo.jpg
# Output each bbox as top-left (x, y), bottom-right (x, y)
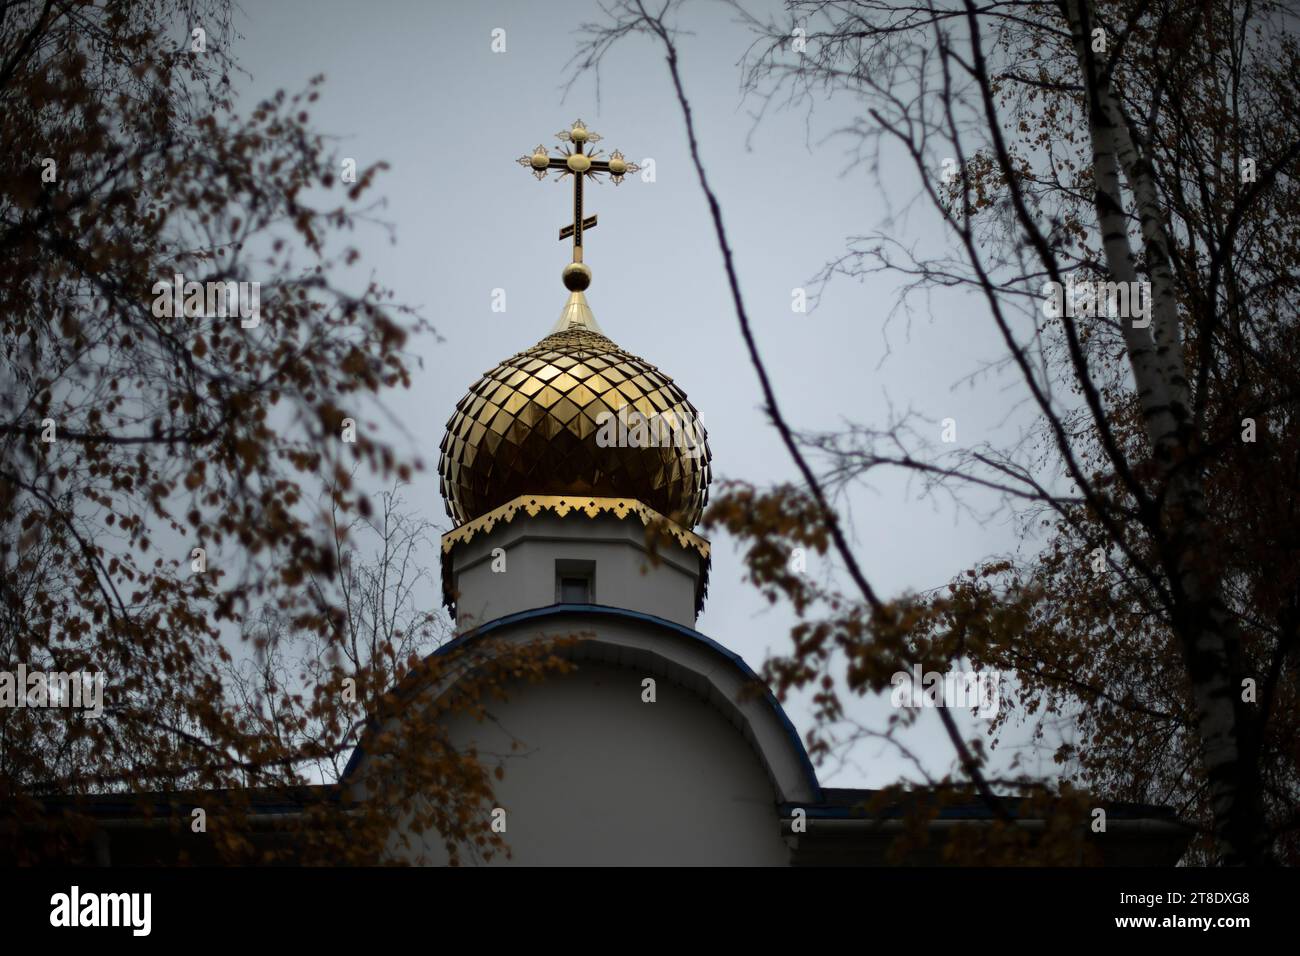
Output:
top-left (441, 494), bottom-right (710, 558)
top-left (440, 494), bottom-right (711, 617)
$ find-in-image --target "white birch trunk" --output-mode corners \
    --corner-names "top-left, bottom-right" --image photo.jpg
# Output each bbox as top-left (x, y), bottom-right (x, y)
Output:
top-left (1063, 0), bottom-right (1261, 863)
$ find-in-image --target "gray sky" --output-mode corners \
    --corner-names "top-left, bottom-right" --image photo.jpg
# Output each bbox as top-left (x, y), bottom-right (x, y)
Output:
top-left (230, 0), bottom-right (1059, 789)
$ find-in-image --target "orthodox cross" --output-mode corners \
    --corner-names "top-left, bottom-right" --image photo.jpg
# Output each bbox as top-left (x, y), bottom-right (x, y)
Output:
top-left (517, 120), bottom-right (639, 266)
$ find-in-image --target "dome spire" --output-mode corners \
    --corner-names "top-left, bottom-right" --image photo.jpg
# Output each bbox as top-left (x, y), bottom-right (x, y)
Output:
top-left (551, 287), bottom-right (603, 334)
top-left (517, 119), bottom-right (640, 315)
top-left (439, 123), bottom-right (706, 534)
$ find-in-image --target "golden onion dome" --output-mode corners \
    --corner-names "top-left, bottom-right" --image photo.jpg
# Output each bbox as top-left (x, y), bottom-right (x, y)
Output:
top-left (438, 290), bottom-right (711, 529)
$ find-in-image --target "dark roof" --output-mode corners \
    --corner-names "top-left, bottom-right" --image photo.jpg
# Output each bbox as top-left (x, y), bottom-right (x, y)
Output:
top-left (12, 785), bottom-right (343, 821)
top-left (784, 787), bottom-right (1185, 822)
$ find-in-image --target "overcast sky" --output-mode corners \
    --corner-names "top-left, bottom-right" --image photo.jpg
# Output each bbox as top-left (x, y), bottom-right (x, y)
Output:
top-left (228, 0), bottom-right (1062, 789)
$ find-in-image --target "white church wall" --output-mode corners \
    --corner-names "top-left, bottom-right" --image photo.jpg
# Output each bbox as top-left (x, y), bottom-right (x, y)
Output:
top-left (348, 613), bottom-right (813, 866)
top-left (448, 511), bottom-right (702, 630)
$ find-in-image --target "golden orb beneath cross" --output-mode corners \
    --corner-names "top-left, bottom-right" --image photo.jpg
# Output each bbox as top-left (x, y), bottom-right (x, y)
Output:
top-left (562, 261), bottom-right (592, 291)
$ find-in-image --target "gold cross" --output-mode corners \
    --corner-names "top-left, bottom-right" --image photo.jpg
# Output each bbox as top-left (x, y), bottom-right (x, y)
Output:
top-left (518, 120), bottom-right (639, 266)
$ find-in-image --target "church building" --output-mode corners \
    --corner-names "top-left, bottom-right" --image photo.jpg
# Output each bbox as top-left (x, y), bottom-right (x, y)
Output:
top-left (8, 122), bottom-right (1190, 868)
top-left (337, 121), bottom-right (1190, 866)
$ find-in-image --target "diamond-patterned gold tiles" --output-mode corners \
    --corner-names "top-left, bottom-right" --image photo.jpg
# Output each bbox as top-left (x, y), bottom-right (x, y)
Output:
top-left (439, 325), bottom-right (711, 528)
